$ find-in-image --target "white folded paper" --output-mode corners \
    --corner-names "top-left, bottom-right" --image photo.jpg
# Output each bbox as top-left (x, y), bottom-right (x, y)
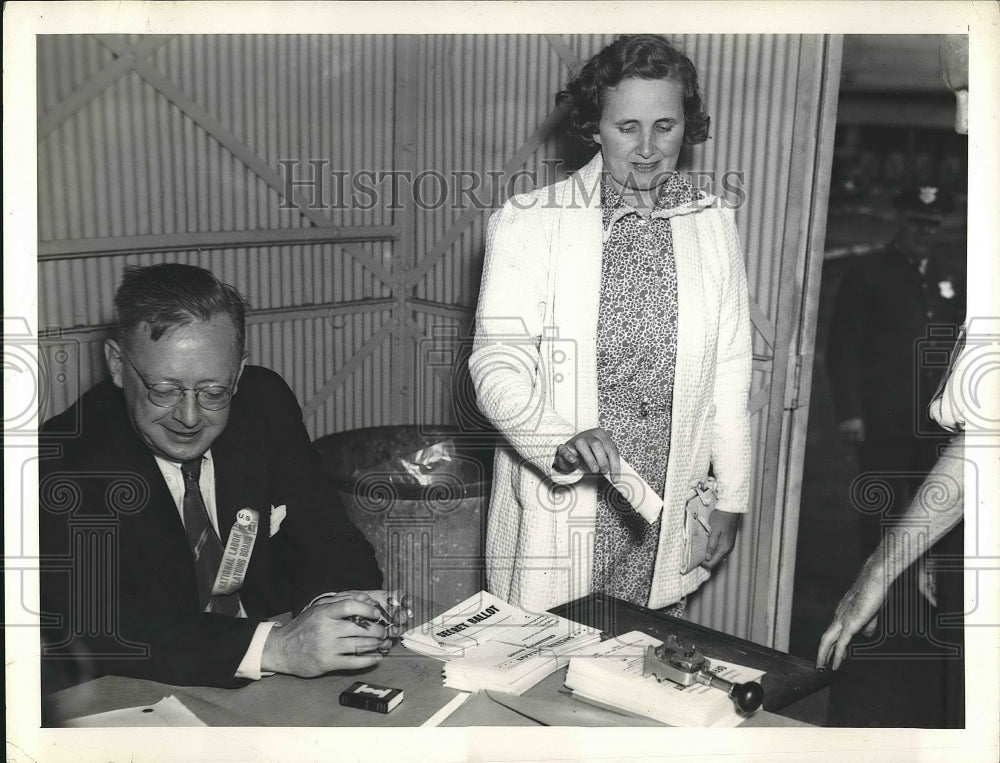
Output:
top-left (565, 631), bottom-right (766, 727)
top-left (610, 458), bottom-right (663, 523)
top-left (63, 695), bottom-right (206, 727)
top-left (402, 590), bottom-right (603, 694)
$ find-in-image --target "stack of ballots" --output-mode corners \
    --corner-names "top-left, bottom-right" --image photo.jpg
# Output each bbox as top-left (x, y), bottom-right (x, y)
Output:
top-left (565, 631), bottom-right (766, 727)
top-left (401, 591), bottom-right (603, 694)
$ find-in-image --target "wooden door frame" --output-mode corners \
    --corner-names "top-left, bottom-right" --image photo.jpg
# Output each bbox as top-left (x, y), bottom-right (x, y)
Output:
top-left (747, 35), bottom-right (844, 648)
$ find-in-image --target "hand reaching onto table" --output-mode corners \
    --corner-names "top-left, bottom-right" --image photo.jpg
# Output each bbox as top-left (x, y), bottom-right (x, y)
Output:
top-left (817, 436), bottom-right (965, 671)
top-left (815, 556), bottom-right (884, 671)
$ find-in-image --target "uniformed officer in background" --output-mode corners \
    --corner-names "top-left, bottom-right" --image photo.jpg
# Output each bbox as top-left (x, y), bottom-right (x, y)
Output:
top-left (826, 184), bottom-right (965, 557)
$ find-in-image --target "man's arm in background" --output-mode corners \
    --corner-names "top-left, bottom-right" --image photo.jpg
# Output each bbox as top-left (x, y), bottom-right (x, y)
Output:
top-left (816, 433), bottom-right (965, 670)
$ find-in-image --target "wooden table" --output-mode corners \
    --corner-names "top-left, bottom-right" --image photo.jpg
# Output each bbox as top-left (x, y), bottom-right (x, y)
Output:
top-left (45, 594), bottom-right (829, 727)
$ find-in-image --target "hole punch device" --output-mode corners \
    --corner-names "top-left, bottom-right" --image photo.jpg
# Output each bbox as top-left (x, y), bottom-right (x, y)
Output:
top-left (642, 635), bottom-right (764, 715)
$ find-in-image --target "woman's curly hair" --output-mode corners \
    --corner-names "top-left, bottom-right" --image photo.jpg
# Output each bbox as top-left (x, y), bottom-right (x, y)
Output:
top-left (556, 35), bottom-right (710, 148)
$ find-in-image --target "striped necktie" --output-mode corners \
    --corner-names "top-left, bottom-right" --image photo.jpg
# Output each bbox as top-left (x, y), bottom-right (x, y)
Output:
top-left (181, 459), bottom-right (241, 616)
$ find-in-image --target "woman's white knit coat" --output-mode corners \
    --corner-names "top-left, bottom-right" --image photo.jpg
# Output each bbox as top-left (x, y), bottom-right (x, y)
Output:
top-left (470, 152), bottom-right (752, 612)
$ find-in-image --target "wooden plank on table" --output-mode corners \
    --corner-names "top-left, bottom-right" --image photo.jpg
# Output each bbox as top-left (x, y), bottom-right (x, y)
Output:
top-left (551, 593), bottom-right (831, 713)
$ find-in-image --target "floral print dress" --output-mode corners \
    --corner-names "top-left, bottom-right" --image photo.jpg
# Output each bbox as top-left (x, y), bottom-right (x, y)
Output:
top-left (590, 173), bottom-right (703, 606)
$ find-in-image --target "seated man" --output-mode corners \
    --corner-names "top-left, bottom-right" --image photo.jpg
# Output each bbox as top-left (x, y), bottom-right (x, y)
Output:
top-left (39, 263), bottom-right (409, 692)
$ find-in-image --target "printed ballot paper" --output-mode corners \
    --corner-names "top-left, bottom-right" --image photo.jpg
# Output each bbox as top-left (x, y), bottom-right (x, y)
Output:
top-left (565, 631), bottom-right (766, 727)
top-left (402, 591), bottom-right (603, 694)
top-left (612, 458), bottom-right (664, 523)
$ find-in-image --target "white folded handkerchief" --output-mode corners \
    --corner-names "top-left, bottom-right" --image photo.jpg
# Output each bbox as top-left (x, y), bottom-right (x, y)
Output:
top-left (269, 504), bottom-right (287, 537)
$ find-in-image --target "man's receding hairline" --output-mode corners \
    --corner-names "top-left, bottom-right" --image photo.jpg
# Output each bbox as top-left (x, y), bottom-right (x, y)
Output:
top-left (119, 312), bottom-right (245, 356)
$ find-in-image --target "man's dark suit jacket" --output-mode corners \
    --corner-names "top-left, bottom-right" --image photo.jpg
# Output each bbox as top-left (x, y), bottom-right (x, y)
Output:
top-left (827, 244), bottom-right (966, 441)
top-left (39, 365), bottom-right (382, 690)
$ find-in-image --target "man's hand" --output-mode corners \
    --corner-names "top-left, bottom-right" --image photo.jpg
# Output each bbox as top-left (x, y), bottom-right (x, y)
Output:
top-left (308, 589), bottom-right (414, 637)
top-left (818, 436), bottom-right (964, 671)
top-left (816, 556), bottom-right (885, 671)
top-left (553, 428), bottom-right (620, 480)
top-left (703, 510), bottom-right (740, 569)
top-left (260, 598), bottom-right (390, 677)
top-left (837, 417), bottom-right (866, 444)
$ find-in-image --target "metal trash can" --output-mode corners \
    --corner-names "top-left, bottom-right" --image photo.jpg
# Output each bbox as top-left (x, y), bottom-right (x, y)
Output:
top-left (314, 426), bottom-right (494, 616)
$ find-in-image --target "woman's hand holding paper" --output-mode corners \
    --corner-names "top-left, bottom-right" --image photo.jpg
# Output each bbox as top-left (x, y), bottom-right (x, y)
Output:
top-left (553, 428), bottom-right (621, 481)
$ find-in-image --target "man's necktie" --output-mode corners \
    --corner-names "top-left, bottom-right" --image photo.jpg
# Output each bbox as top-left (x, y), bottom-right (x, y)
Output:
top-left (181, 459), bottom-right (242, 616)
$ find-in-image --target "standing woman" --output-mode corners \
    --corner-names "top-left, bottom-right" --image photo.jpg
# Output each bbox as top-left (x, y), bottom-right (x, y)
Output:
top-left (470, 35), bottom-right (752, 614)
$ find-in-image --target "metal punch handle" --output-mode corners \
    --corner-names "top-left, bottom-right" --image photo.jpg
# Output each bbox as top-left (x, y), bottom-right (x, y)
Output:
top-left (696, 671), bottom-right (764, 714)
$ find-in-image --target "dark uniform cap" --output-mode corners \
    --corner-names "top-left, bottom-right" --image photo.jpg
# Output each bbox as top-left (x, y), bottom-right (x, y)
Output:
top-left (893, 185), bottom-right (955, 218)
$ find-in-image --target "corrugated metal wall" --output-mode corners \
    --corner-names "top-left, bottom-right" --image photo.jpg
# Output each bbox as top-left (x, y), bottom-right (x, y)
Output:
top-left (37, 34), bottom-right (835, 643)
top-left (40, 35), bottom-right (395, 236)
top-left (38, 35), bottom-right (397, 437)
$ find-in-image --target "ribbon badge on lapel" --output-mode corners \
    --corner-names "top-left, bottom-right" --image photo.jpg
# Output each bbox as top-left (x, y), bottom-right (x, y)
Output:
top-left (211, 507), bottom-right (259, 596)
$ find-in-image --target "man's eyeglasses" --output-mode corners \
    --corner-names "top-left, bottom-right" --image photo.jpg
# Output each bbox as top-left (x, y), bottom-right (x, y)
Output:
top-left (118, 351), bottom-right (235, 411)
